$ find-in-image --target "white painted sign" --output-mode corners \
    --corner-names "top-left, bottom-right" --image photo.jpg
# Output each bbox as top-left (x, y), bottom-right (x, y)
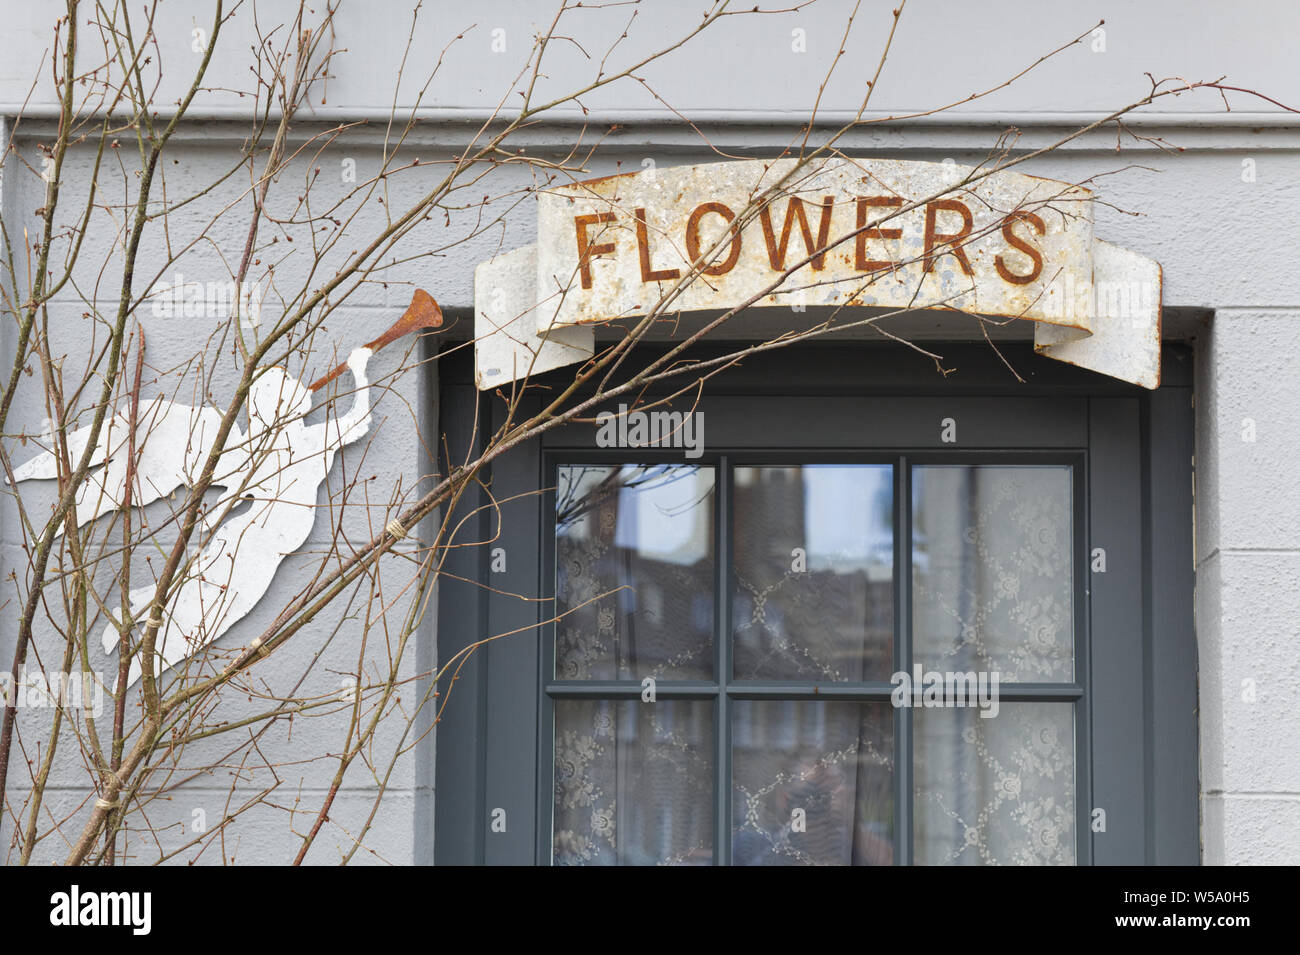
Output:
top-left (474, 157), bottom-right (1161, 388)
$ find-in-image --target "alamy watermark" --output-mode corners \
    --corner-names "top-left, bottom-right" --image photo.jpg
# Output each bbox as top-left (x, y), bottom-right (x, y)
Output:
top-left (890, 664), bottom-right (1000, 718)
top-left (148, 272), bottom-right (263, 326)
top-left (595, 403), bottom-right (704, 459)
top-left (50, 886), bottom-right (151, 935)
top-left (0, 668), bottom-right (104, 718)
top-left (1040, 272), bottom-right (1158, 328)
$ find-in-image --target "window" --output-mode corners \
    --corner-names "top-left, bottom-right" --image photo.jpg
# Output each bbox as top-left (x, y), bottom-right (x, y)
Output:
top-left (433, 342), bottom-right (1198, 866)
top-left (545, 458), bottom-right (1083, 865)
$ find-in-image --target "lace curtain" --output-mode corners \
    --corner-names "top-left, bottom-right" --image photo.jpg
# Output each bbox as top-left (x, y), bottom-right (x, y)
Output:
top-left (912, 466), bottom-right (1076, 864)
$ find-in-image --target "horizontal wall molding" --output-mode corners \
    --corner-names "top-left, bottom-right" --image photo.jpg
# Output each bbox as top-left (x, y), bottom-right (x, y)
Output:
top-left (7, 111), bottom-right (1300, 154)
top-left (7, 105), bottom-right (1299, 126)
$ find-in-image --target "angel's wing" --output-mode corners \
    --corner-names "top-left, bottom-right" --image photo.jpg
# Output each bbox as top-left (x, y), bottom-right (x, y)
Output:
top-left (8, 412), bottom-right (129, 532)
top-left (9, 399), bottom-right (245, 533)
top-left (8, 414), bottom-right (116, 483)
top-left (132, 396), bottom-right (245, 503)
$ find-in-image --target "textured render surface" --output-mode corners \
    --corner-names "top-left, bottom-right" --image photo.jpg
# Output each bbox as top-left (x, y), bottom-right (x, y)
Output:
top-left (2, 0), bottom-right (1298, 865)
top-left (1213, 554), bottom-right (1300, 795)
top-left (1195, 313), bottom-right (1300, 864)
top-left (1194, 310), bottom-right (1300, 558)
top-left (1202, 796), bottom-right (1300, 866)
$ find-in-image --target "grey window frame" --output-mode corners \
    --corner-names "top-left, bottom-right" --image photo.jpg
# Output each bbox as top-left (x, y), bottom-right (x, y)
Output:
top-left (433, 341), bottom-right (1198, 866)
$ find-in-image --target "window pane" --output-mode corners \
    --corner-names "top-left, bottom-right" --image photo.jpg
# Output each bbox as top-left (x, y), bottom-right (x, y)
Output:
top-left (555, 465), bottom-right (715, 680)
top-left (912, 465), bottom-right (1074, 681)
top-left (732, 465), bottom-right (894, 681)
top-left (732, 700), bottom-right (893, 865)
top-left (553, 699), bottom-right (714, 865)
top-left (914, 703), bottom-right (1076, 865)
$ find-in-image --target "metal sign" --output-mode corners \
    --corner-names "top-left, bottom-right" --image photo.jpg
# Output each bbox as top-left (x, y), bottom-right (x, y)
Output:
top-left (474, 157), bottom-right (1161, 389)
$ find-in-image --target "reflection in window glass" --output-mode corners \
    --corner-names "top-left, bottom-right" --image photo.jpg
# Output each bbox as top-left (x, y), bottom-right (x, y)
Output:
top-left (553, 699), bottom-right (714, 865)
top-left (555, 465), bottom-right (715, 680)
top-left (732, 465), bottom-right (893, 681)
top-left (732, 700), bottom-right (893, 865)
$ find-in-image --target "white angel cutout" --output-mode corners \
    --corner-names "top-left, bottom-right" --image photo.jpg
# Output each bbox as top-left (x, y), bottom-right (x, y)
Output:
top-left (10, 290), bottom-right (443, 688)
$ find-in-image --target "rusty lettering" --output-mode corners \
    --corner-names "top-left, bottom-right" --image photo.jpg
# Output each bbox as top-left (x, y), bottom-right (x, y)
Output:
top-left (634, 207), bottom-right (682, 283)
top-left (922, 199), bottom-right (975, 275)
top-left (759, 195), bottom-right (836, 271)
top-left (574, 212), bottom-right (617, 290)
top-left (685, 201), bottom-right (743, 276)
top-left (855, 196), bottom-right (905, 272)
top-left (995, 210), bottom-right (1046, 285)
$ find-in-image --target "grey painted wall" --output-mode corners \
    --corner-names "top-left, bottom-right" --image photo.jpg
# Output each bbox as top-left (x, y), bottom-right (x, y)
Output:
top-left (3, 0), bottom-right (1297, 123)
top-left (3, 0), bottom-right (1299, 864)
